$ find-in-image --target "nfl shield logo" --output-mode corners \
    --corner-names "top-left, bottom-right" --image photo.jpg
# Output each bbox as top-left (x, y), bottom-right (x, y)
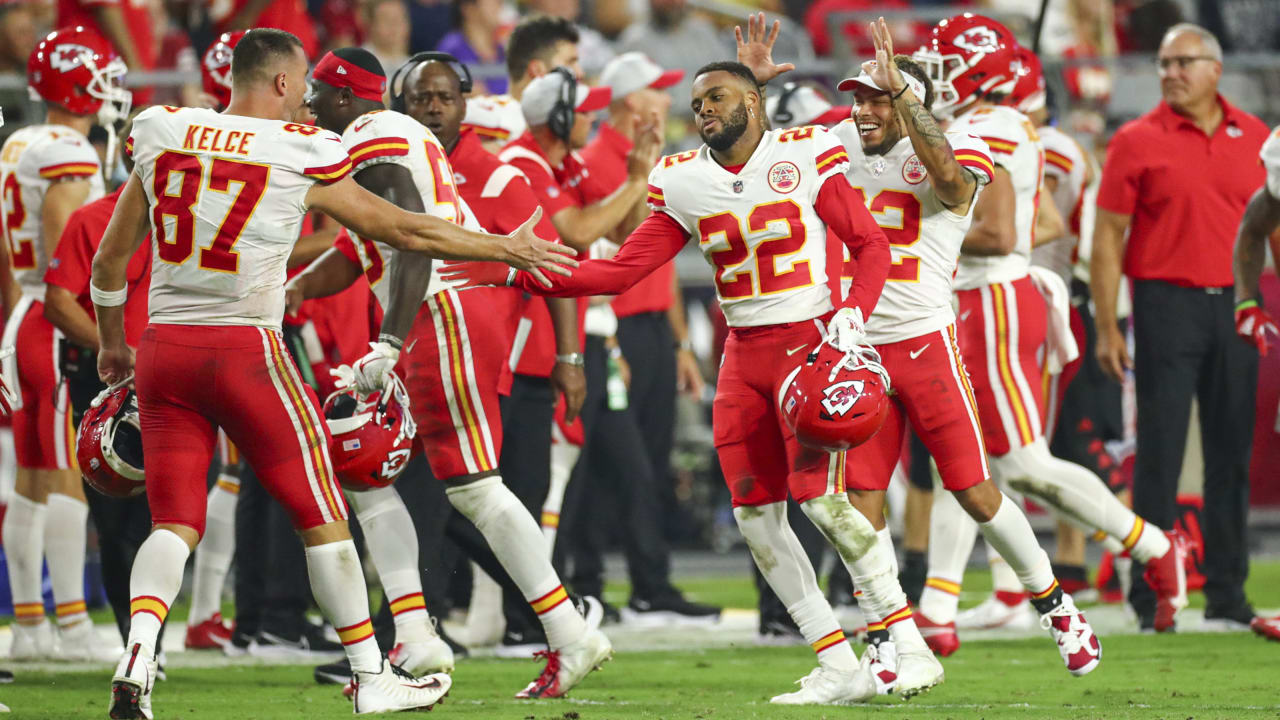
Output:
top-left (732, 180), bottom-right (744, 193)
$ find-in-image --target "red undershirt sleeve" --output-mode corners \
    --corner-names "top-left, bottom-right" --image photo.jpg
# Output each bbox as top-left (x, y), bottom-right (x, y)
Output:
top-left (512, 211), bottom-right (689, 297)
top-left (815, 173), bottom-right (891, 316)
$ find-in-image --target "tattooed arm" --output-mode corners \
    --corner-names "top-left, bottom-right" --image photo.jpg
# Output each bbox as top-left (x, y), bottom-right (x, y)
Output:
top-left (893, 87), bottom-right (976, 211)
top-left (1233, 186), bottom-right (1280, 305)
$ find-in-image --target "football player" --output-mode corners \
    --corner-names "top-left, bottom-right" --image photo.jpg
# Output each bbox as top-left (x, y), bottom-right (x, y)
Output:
top-left (444, 59), bottom-right (906, 705)
top-left (905, 16), bottom-right (1187, 655)
top-left (1, 26), bottom-right (130, 661)
top-left (90, 29), bottom-right (572, 717)
top-left (295, 48), bottom-right (610, 699)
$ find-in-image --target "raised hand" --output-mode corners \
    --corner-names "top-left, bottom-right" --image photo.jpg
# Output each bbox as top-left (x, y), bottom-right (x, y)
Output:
top-left (735, 12), bottom-right (795, 85)
top-left (502, 207), bottom-right (579, 287)
top-left (438, 260), bottom-right (516, 289)
top-left (866, 17), bottom-right (906, 94)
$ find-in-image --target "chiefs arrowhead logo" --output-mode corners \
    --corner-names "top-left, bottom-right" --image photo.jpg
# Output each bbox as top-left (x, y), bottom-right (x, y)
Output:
top-left (381, 448), bottom-right (411, 479)
top-left (50, 44), bottom-right (93, 72)
top-left (954, 27), bottom-right (1000, 54)
top-left (820, 379), bottom-right (866, 417)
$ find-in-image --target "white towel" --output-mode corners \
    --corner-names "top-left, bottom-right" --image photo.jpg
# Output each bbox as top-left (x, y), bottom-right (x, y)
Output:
top-left (0, 296), bottom-right (33, 413)
top-left (1028, 266), bottom-right (1079, 375)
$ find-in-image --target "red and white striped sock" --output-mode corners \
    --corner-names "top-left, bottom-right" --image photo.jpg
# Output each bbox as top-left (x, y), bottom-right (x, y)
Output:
top-left (128, 529), bottom-right (191, 657)
top-left (305, 539), bottom-right (381, 673)
top-left (45, 493), bottom-right (89, 627)
top-left (3, 495), bottom-right (47, 626)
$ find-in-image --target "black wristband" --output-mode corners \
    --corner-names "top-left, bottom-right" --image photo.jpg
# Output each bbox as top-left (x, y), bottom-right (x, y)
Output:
top-left (891, 85), bottom-right (909, 101)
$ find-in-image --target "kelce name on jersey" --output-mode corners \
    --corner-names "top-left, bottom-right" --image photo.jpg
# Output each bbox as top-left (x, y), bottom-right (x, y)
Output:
top-left (181, 124), bottom-right (255, 156)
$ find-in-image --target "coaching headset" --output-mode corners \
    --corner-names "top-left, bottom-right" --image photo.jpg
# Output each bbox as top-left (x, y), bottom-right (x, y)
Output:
top-left (389, 51), bottom-right (474, 113)
top-left (547, 65), bottom-right (578, 143)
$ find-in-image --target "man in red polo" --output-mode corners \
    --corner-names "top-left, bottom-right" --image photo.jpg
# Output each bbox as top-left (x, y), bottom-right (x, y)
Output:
top-left (1091, 22), bottom-right (1269, 630)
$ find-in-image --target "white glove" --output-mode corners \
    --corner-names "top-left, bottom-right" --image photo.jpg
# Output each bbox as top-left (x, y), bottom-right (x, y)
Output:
top-left (351, 341), bottom-right (401, 396)
top-left (826, 307), bottom-right (867, 353)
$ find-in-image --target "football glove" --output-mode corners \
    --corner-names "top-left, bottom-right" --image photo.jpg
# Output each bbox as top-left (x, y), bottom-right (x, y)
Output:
top-left (825, 306), bottom-right (867, 353)
top-left (352, 341), bottom-right (401, 395)
top-left (1235, 300), bottom-right (1278, 356)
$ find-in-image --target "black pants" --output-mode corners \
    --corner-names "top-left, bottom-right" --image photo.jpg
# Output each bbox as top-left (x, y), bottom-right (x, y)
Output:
top-left (616, 312), bottom-right (679, 525)
top-left (557, 334), bottom-right (671, 600)
top-left (1129, 280), bottom-right (1257, 614)
top-left (233, 462), bottom-right (311, 639)
top-left (498, 373), bottom-right (555, 634)
top-left (755, 499), bottom-right (828, 625)
top-left (1049, 280), bottom-right (1124, 480)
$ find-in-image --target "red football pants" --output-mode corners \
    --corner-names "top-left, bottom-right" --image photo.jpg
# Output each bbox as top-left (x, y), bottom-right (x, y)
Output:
top-left (12, 299), bottom-right (74, 469)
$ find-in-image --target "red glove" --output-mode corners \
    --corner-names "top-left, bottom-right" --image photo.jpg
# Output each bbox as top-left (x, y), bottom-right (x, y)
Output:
top-left (1235, 300), bottom-right (1278, 356)
top-left (438, 260), bottom-right (513, 290)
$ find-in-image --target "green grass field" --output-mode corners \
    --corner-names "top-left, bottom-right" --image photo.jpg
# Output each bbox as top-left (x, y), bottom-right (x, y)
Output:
top-left (4, 562), bottom-right (1279, 719)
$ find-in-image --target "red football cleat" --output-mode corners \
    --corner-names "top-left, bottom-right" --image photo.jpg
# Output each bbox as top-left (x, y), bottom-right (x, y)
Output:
top-left (1144, 530), bottom-right (1191, 632)
top-left (184, 612), bottom-right (233, 649)
top-left (914, 613), bottom-right (959, 657)
top-left (1039, 596), bottom-right (1101, 676)
top-left (1251, 616), bottom-right (1280, 642)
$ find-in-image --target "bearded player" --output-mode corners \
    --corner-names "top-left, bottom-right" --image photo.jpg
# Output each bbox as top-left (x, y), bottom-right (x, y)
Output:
top-left (445, 60), bottom-right (917, 705)
top-left (905, 15), bottom-right (1187, 655)
top-left (91, 28), bottom-right (574, 717)
top-left (295, 48), bottom-right (610, 699)
top-left (1, 27), bottom-right (130, 661)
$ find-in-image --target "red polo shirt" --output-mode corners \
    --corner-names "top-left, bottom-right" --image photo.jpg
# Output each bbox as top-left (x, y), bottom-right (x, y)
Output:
top-left (44, 187), bottom-right (151, 347)
top-left (498, 132), bottom-right (588, 378)
top-left (580, 122), bottom-right (675, 318)
top-left (1096, 96), bottom-right (1268, 287)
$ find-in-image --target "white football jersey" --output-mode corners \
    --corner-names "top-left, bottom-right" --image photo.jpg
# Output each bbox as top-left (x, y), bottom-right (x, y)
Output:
top-left (0, 125), bottom-right (104, 300)
top-left (1032, 125), bottom-right (1089, 286)
top-left (831, 121), bottom-right (995, 345)
top-left (340, 110), bottom-right (466, 309)
top-left (948, 104), bottom-right (1044, 290)
top-left (129, 105), bottom-right (352, 328)
top-left (1261, 125), bottom-right (1280, 199)
top-left (648, 126), bottom-right (850, 327)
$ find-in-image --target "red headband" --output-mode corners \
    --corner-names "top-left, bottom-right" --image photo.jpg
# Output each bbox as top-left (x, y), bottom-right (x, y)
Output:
top-left (313, 52), bottom-right (386, 102)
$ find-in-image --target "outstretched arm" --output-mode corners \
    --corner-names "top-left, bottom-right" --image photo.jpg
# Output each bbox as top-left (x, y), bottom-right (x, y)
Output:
top-left (814, 174), bottom-right (891, 316)
top-left (284, 246), bottom-right (364, 315)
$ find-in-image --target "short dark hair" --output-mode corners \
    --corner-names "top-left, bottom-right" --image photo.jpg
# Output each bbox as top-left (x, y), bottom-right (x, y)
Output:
top-left (231, 28), bottom-right (304, 88)
top-left (693, 61), bottom-right (761, 95)
top-left (332, 46), bottom-right (385, 78)
top-left (506, 14), bottom-right (579, 82)
top-left (893, 54), bottom-right (934, 110)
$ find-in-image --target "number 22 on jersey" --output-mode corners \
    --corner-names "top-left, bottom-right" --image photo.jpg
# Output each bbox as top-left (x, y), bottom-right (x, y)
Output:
top-left (152, 150), bottom-right (269, 273)
top-left (698, 200), bottom-right (814, 299)
top-left (846, 188), bottom-right (921, 282)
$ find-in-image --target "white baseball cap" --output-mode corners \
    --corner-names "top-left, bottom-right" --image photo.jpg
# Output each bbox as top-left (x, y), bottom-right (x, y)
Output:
top-left (838, 61), bottom-right (927, 102)
top-left (766, 83), bottom-right (852, 127)
top-left (599, 52), bottom-right (684, 100)
top-left (521, 72), bottom-right (612, 126)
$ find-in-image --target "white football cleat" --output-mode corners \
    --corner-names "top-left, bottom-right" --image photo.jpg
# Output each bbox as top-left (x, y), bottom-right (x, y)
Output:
top-left (10, 620), bottom-right (54, 660)
top-left (859, 642), bottom-right (898, 696)
top-left (769, 664), bottom-right (876, 705)
top-left (892, 642), bottom-right (945, 699)
top-left (515, 628), bottom-right (612, 698)
top-left (1040, 594), bottom-right (1102, 676)
top-left (388, 636), bottom-right (455, 676)
top-left (351, 659), bottom-right (451, 714)
top-left (55, 621), bottom-right (116, 662)
top-left (109, 643), bottom-right (156, 719)
top-left (956, 594), bottom-right (1037, 630)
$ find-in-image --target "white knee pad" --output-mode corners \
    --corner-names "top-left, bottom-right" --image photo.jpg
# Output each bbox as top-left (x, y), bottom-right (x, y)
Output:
top-left (350, 485), bottom-right (405, 525)
top-left (799, 493), bottom-right (877, 565)
top-left (446, 475), bottom-right (517, 533)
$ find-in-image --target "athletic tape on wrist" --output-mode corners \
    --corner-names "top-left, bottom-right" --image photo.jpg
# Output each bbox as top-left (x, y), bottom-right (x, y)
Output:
top-left (90, 282), bottom-right (128, 307)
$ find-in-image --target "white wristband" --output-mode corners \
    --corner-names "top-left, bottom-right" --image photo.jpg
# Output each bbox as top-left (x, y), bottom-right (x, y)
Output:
top-left (90, 282), bottom-right (128, 307)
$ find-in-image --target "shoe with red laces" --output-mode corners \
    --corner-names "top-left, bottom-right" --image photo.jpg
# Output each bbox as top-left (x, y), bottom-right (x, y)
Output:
top-left (514, 629), bottom-right (611, 698)
top-left (184, 613), bottom-right (233, 649)
top-left (1251, 615), bottom-right (1280, 642)
top-left (914, 613), bottom-right (959, 657)
top-left (1039, 595), bottom-right (1101, 676)
top-left (1143, 530), bottom-right (1192, 632)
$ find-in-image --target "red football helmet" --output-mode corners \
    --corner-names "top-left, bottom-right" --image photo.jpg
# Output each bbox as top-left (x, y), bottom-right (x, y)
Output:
top-left (77, 379), bottom-right (146, 498)
top-left (1008, 45), bottom-right (1046, 115)
top-left (779, 341), bottom-right (892, 453)
top-left (202, 31), bottom-right (246, 109)
top-left (913, 14), bottom-right (1020, 118)
top-left (324, 371), bottom-right (417, 491)
top-left (28, 26), bottom-right (131, 122)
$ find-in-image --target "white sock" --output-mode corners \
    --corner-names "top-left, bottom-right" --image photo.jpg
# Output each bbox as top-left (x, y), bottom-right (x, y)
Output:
top-left (798, 494), bottom-right (878, 567)
top-left (350, 487), bottom-right (432, 644)
top-left (447, 476), bottom-right (585, 649)
top-left (45, 493), bottom-right (89, 627)
top-left (189, 478), bottom-right (239, 624)
top-left (127, 529), bottom-right (191, 657)
top-left (543, 438), bottom-right (579, 552)
top-left (0, 429), bottom-right (15, 500)
top-left (919, 487), bottom-right (977, 623)
top-left (3, 494), bottom-right (47, 624)
top-left (995, 440), bottom-right (1169, 562)
top-left (734, 502), bottom-right (857, 671)
top-left (304, 539), bottom-right (382, 673)
top-left (988, 547), bottom-right (1025, 598)
top-left (977, 494), bottom-right (1057, 598)
top-left (848, 524), bottom-right (925, 651)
